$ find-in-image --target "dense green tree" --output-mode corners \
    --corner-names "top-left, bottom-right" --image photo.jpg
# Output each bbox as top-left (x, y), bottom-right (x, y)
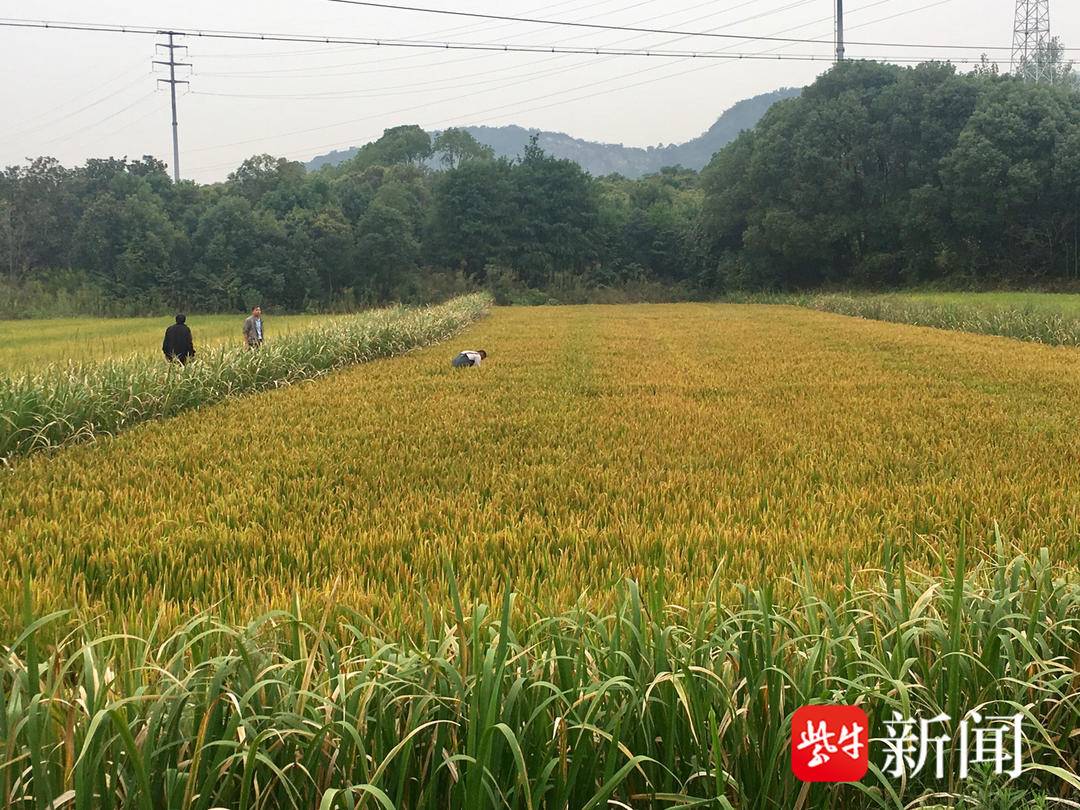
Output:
top-left (355, 200), bottom-right (420, 300)
top-left (700, 59), bottom-right (1080, 290)
top-left (228, 155), bottom-right (307, 208)
top-left (504, 138), bottom-right (600, 287)
top-left (0, 157), bottom-right (78, 278)
top-left (74, 189), bottom-right (179, 300)
top-left (432, 128), bottom-right (495, 169)
top-left (191, 196), bottom-right (286, 309)
top-left (940, 80), bottom-right (1079, 280)
top-left (594, 167), bottom-right (702, 285)
top-left (345, 125), bottom-right (432, 172)
top-left (427, 159), bottom-right (513, 278)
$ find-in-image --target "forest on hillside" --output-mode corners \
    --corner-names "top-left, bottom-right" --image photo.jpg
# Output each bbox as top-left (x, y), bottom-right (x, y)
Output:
top-left (1, 58), bottom-right (1078, 317)
top-left (305, 88), bottom-right (802, 177)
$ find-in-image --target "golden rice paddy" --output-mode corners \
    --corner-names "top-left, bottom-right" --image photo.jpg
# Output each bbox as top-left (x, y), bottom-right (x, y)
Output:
top-left (2, 304), bottom-right (1079, 631)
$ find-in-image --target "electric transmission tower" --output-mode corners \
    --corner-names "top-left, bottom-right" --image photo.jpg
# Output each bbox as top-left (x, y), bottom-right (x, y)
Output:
top-left (1011, 0), bottom-right (1051, 82)
top-left (154, 32), bottom-right (190, 182)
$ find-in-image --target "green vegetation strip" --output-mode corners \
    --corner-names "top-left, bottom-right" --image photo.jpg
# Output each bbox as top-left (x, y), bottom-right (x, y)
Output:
top-left (0, 293), bottom-right (490, 463)
top-left (3, 545), bottom-right (1077, 808)
top-left (792, 292), bottom-right (1080, 346)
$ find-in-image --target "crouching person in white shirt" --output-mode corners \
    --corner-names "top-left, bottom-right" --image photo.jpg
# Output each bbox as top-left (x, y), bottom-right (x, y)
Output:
top-left (451, 349), bottom-right (487, 367)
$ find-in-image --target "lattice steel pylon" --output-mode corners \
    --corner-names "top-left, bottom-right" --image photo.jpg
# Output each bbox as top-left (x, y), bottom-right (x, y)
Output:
top-left (1011, 0), bottom-right (1051, 82)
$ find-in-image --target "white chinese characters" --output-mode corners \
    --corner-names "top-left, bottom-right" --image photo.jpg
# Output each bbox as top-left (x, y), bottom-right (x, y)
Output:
top-left (875, 711), bottom-right (1025, 780)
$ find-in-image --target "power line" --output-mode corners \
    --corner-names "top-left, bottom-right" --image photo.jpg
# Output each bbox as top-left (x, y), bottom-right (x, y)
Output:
top-left (0, 20), bottom-right (832, 59)
top-left (185, 0), bottom-right (838, 158)
top-left (192, 47), bottom-right (999, 107)
top-left (0, 73), bottom-right (149, 142)
top-left (92, 96), bottom-right (172, 144)
top-left (0, 0), bottom-right (1024, 178)
top-left (192, 0), bottom-right (812, 81)
top-left (186, 0), bottom-right (993, 173)
top-left (187, 42), bottom-right (999, 124)
top-left (187, 0), bottom-right (990, 106)
top-left (428, 2), bottom-right (967, 132)
top-left (324, 0), bottom-right (1063, 51)
top-left (0, 2), bottom-right (814, 168)
top-left (36, 91), bottom-right (160, 149)
top-left (1, 16), bottom-right (1070, 54)
top-left (0, 57), bottom-right (149, 140)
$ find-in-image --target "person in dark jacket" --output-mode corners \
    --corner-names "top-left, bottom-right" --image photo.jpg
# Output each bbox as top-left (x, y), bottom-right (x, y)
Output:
top-left (162, 314), bottom-right (196, 365)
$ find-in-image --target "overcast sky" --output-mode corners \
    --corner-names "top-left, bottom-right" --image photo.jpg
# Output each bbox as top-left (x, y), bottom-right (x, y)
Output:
top-left (2, 0), bottom-right (1077, 183)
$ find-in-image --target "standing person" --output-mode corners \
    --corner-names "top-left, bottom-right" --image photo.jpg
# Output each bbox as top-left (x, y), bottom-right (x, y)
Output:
top-left (451, 349), bottom-right (487, 367)
top-left (162, 314), bottom-right (196, 365)
top-left (243, 306), bottom-right (264, 349)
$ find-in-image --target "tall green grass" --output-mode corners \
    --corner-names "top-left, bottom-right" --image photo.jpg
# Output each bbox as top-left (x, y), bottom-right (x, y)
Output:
top-left (792, 293), bottom-right (1080, 346)
top-left (0, 294), bottom-right (490, 464)
top-left (3, 541), bottom-right (1077, 809)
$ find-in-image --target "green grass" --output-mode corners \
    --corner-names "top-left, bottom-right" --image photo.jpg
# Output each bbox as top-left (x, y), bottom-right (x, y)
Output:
top-left (0, 313), bottom-right (328, 372)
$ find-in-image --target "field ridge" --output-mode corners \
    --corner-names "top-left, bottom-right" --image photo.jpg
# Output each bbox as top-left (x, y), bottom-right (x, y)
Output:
top-left (0, 294), bottom-right (490, 463)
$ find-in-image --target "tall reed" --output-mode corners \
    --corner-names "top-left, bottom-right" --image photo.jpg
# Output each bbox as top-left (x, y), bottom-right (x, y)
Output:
top-left (792, 293), bottom-right (1080, 346)
top-left (3, 544), bottom-right (1076, 809)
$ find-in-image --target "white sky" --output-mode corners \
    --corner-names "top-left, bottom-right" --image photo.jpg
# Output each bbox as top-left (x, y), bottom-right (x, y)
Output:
top-left (1, 0), bottom-right (1077, 183)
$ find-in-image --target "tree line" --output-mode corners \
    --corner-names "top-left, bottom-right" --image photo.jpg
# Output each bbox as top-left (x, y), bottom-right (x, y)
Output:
top-left (699, 59), bottom-right (1080, 290)
top-left (0, 126), bottom-right (701, 315)
top-left (1, 56), bottom-right (1077, 317)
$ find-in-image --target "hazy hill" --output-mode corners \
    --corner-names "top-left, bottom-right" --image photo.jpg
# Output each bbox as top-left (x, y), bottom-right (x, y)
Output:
top-left (306, 87), bottom-right (801, 177)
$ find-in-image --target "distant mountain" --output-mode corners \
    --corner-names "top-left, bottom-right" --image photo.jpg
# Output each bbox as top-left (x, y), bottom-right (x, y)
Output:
top-left (305, 87), bottom-right (801, 177)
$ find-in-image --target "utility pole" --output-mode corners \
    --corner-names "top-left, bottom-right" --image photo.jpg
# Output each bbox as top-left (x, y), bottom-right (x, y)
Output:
top-left (154, 32), bottom-right (190, 182)
top-left (835, 0), bottom-right (845, 62)
top-left (1011, 0), bottom-right (1051, 83)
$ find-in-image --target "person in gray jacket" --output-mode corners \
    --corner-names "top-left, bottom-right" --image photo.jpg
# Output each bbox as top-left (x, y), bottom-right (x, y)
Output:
top-left (242, 306), bottom-right (264, 349)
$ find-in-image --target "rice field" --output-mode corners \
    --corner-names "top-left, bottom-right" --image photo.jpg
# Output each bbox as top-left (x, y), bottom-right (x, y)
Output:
top-left (3, 303), bottom-right (1079, 631)
top-left (2, 302), bottom-right (1079, 807)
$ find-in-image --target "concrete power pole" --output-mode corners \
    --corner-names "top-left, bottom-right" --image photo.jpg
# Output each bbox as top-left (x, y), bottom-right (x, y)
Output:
top-left (154, 32), bottom-right (191, 182)
top-left (1011, 0), bottom-right (1051, 82)
top-left (835, 0), bottom-right (845, 62)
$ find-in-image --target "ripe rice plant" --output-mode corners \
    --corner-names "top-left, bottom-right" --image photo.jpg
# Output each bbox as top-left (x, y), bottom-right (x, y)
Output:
top-left (2, 546), bottom-right (1077, 809)
top-left (2, 304), bottom-right (1080, 633)
top-left (1, 303), bottom-right (1078, 806)
top-left (0, 294), bottom-right (490, 463)
top-left (792, 293), bottom-right (1080, 346)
